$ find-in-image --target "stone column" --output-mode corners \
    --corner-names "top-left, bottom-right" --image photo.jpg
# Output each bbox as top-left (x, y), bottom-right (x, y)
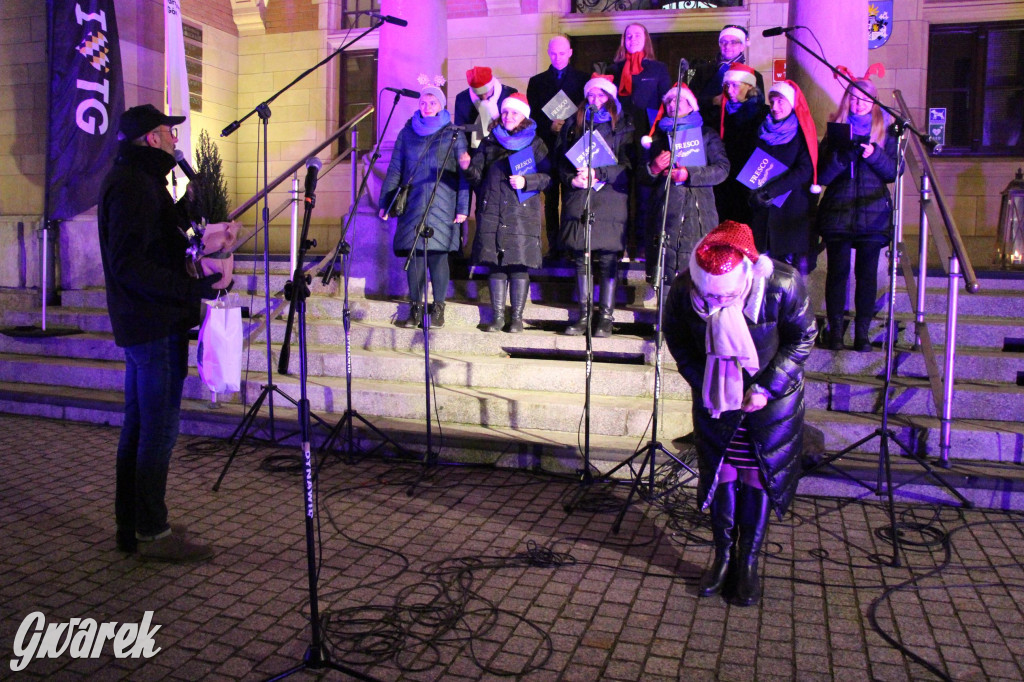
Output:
top-left (784, 0), bottom-right (870, 318)
top-left (349, 0), bottom-right (448, 297)
top-left (785, 0), bottom-right (868, 132)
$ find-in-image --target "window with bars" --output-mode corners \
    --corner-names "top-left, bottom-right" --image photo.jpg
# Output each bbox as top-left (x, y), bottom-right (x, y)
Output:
top-left (928, 21), bottom-right (1024, 156)
top-left (339, 49), bottom-right (378, 154)
top-left (341, 0), bottom-right (381, 29)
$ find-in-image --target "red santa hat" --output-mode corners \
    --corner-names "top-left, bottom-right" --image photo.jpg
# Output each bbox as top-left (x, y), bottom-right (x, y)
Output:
top-left (466, 66), bottom-right (494, 95)
top-left (768, 80), bottom-right (821, 193)
top-left (640, 82), bottom-right (698, 149)
top-left (501, 92), bottom-right (531, 118)
top-left (722, 63), bottom-right (757, 88)
top-left (689, 220), bottom-right (773, 294)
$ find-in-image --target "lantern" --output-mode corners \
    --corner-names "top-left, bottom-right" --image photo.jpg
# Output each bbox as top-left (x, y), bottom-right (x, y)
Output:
top-left (996, 168), bottom-right (1024, 269)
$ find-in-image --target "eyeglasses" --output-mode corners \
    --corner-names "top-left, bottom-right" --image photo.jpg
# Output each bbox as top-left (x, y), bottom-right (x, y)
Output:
top-left (155, 126), bottom-right (178, 139)
top-left (719, 39), bottom-right (744, 47)
top-left (694, 286), bottom-right (743, 305)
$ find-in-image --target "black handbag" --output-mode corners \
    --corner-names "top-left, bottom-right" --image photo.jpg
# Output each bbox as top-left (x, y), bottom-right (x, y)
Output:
top-left (390, 183), bottom-right (411, 216)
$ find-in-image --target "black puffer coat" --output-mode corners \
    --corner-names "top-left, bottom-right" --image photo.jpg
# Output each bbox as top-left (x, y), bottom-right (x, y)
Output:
top-left (714, 98), bottom-right (767, 226)
top-left (464, 129), bottom-right (551, 268)
top-left (816, 133), bottom-right (898, 244)
top-left (557, 114), bottom-right (634, 253)
top-left (640, 125), bottom-right (730, 276)
top-left (380, 120), bottom-right (470, 256)
top-left (664, 262), bottom-right (817, 517)
top-left (748, 126), bottom-right (816, 257)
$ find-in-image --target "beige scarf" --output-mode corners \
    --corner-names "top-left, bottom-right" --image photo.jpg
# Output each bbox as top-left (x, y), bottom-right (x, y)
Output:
top-left (691, 276), bottom-right (761, 418)
top-left (469, 77), bottom-right (502, 148)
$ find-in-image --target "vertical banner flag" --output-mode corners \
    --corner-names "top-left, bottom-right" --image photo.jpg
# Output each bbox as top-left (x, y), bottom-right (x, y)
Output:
top-left (165, 0), bottom-right (191, 172)
top-left (46, 0), bottom-right (124, 221)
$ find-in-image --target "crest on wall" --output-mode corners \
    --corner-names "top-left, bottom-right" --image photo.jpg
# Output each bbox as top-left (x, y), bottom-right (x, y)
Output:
top-left (868, 2), bottom-right (893, 49)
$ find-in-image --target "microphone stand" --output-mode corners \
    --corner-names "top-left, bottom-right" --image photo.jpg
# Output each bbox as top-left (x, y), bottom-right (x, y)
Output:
top-left (563, 106), bottom-right (599, 513)
top-left (317, 90), bottom-right (415, 463)
top-left (405, 127), bottom-right (461, 493)
top-left (780, 28), bottom-right (970, 567)
top-left (606, 73), bottom-right (698, 532)
top-left (266, 169), bottom-right (377, 682)
top-left (214, 18), bottom-right (386, 491)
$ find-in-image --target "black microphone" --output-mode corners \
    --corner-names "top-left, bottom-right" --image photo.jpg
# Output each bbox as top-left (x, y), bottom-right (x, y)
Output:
top-left (304, 157), bottom-right (322, 202)
top-left (367, 12), bottom-right (407, 27)
top-left (678, 57), bottom-right (689, 72)
top-left (174, 149), bottom-right (198, 183)
top-left (762, 26), bottom-right (797, 37)
top-left (383, 86), bottom-right (420, 98)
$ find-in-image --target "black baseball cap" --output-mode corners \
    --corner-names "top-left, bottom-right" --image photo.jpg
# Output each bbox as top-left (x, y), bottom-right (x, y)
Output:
top-left (117, 103), bottom-right (186, 141)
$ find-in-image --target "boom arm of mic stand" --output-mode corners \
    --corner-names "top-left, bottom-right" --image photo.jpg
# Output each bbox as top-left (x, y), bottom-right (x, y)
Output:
top-left (780, 31), bottom-right (926, 142)
top-left (221, 20), bottom-right (384, 138)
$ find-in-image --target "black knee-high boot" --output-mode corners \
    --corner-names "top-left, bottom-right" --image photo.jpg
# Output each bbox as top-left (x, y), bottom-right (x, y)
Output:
top-left (507, 276), bottom-right (529, 333)
top-left (593, 277), bottom-right (616, 338)
top-left (732, 483), bottom-right (770, 607)
top-left (700, 481), bottom-right (737, 597)
top-left (565, 273), bottom-right (590, 336)
top-left (486, 276), bottom-right (507, 333)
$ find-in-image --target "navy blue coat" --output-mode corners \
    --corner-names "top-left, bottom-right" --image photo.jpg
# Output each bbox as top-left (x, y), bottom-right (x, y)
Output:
top-left (816, 132), bottom-right (899, 244)
top-left (607, 58), bottom-right (671, 136)
top-left (527, 65), bottom-right (588, 153)
top-left (379, 119), bottom-right (470, 255)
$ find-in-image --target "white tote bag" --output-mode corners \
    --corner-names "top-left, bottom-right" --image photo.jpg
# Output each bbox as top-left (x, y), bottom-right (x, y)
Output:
top-left (197, 293), bottom-right (243, 395)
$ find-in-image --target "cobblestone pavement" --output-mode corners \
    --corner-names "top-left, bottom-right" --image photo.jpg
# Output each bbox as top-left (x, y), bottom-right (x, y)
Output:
top-left (1, 414), bottom-right (1023, 681)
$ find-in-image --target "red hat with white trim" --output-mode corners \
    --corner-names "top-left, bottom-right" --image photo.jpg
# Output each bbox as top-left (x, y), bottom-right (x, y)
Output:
top-left (501, 92), bottom-right (531, 118)
top-left (640, 82), bottom-right (698, 149)
top-left (768, 80), bottom-right (821, 193)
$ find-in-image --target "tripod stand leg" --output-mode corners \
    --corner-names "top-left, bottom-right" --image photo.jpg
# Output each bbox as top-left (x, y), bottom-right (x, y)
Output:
top-left (214, 387), bottom-right (270, 491)
top-left (612, 446), bottom-right (655, 533)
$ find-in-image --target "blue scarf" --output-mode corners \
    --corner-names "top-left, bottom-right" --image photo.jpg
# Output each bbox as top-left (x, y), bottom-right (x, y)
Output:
top-left (849, 112), bottom-right (872, 138)
top-left (758, 112), bottom-right (799, 146)
top-left (586, 107), bottom-right (612, 124)
top-left (493, 120), bottom-right (537, 151)
top-left (411, 109), bottom-right (451, 137)
top-left (659, 110), bottom-right (703, 132)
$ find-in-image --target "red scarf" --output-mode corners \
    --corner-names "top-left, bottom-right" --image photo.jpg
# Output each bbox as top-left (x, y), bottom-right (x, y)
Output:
top-left (618, 52), bottom-right (645, 97)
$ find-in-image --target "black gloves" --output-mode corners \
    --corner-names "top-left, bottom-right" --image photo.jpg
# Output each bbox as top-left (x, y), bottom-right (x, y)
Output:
top-left (750, 187), bottom-right (773, 208)
top-left (193, 273), bottom-right (225, 301)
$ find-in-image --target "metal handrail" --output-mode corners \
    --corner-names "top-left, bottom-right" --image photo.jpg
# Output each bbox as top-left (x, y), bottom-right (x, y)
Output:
top-left (227, 105), bottom-right (374, 252)
top-left (892, 90), bottom-right (979, 466)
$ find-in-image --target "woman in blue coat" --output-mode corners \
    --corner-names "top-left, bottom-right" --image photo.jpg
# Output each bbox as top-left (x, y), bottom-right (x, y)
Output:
top-left (817, 75), bottom-right (899, 351)
top-left (380, 84), bottom-right (469, 329)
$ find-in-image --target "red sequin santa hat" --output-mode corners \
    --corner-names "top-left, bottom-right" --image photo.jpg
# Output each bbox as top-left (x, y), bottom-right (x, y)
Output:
top-left (768, 79), bottom-right (820, 193)
top-left (640, 82), bottom-right (699, 149)
top-left (689, 220), bottom-right (773, 293)
top-left (466, 66), bottom-right (494, 95)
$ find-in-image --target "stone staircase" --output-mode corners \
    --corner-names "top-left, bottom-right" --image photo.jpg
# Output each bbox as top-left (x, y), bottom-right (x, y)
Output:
top-left (3, 256), bottom-right (1024, 502)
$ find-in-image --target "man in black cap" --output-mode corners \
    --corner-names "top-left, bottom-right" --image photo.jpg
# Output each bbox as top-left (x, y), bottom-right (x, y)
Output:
top-left (98, 103), bottom-right (231, 562)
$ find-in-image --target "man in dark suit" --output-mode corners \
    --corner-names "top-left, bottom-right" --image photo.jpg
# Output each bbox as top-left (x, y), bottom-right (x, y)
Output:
top-left (527, 35), bottom-right (588, 259)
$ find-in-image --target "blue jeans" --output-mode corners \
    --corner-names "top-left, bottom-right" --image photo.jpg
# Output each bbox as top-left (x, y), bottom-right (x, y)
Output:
top-left (115, 333), bottom-right (189, 539)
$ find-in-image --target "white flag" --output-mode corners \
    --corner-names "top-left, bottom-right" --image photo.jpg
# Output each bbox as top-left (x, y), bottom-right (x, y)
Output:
top-left (165, 0), bottom-right (191, 188)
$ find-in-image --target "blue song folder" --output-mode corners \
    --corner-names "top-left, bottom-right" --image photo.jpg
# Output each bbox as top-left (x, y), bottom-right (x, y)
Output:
top-left (508, 148), bottom-right (539, 203)
top-left (671, 127), bottom-right (706, 184)
top-left (738, 147), bottom-right (791, 207)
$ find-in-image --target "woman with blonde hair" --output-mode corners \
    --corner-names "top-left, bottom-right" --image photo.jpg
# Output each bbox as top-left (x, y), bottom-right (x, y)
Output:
top-left (816, 67), bottom-right (899, 351)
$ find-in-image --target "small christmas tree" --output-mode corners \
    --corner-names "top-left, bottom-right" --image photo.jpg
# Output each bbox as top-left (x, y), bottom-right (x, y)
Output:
top-left (191, 129), bottom-right (230, 223)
